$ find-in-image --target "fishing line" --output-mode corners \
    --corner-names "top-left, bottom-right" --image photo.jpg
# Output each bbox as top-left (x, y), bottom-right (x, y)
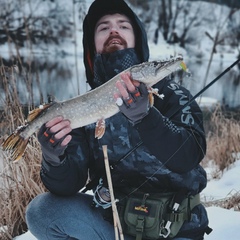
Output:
top-left (169, 57), bottom-right (240, 119)
top-left (118, 125), bottom-right (203, 202)
top-left (118, 57), bottom-right (240, 201)
top-left (84, 58), bottom-right (240, 199)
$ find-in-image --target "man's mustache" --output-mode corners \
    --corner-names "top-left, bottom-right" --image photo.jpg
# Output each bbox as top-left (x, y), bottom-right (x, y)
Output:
top-left (104, 35), bottom-right (127, 47)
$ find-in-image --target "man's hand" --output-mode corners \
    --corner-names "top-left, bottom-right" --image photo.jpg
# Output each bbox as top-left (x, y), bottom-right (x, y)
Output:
top-left (37, 116), bottom-right (72, 166)
top-left (114, 72), bottom-right (150, 124)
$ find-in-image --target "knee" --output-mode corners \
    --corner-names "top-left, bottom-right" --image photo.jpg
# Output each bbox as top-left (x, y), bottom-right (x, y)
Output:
top-left (25, 192), bottom-right (50, 233)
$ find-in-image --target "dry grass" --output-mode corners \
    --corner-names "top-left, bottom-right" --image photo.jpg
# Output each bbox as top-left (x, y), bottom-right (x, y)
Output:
top-left (203, 107), bottom-right (240, 172)
top-left (0, 64), bottom-right (46, 239)
top-left (0, 138), bottom-right (45, 239)
top-left (202, 107), bottom-right (240, 210)
top-left (202, 190), bottom-right (240, 211)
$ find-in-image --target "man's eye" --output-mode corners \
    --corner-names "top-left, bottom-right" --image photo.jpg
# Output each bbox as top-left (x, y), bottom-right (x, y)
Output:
top-left (100, 27), bottom-right (109, 31)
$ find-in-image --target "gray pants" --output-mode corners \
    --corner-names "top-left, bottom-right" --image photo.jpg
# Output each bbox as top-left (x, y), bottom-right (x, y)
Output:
top-left (26, 192), bottom-right (194, 240)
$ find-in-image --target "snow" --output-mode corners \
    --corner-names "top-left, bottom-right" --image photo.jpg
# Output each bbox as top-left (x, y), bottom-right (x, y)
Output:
top-left (14, 231), bottom-right (36, 240)
top-left (13, 159), bottom-right (240, 240)
top-left (195, 97), bottom-right (219, 109)
top-left (1, 0), bottom-right (240, 239)
top-left (202, 159), bottom-right (240, 201)
top-left (206, 207), bottom-right (240, 240)
top-left (201, 160), bottom-right (240, 240)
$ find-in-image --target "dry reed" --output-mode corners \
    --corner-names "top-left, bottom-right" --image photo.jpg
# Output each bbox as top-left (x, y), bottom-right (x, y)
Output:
top-left (201, 107), bottom-right (240, 210)
top-left (204, 107), bottom-right (240, 172)
top-left (0, 64), bottom-right (46, 239)
top-left (202, 190), bottom-right (240, 211)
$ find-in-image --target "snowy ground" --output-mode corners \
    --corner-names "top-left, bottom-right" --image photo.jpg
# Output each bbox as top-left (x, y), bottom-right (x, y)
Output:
top-left (1, 1), bottom-right (239, 239)
top-left (14, 159), bottom-right (240, 240)
top-left (4, 22), bottom-right (240, 240)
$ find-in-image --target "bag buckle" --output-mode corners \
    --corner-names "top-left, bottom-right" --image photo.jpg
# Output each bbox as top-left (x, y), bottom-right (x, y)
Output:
top-left (136, 216), bottom-right (144, 232)
top-left (159, 202), bottom-right (180, 238)
top-left (159, 221), bottom-right (171, 238)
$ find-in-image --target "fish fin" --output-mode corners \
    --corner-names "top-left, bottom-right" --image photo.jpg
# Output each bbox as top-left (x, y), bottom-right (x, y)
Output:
top-left (2, 126), bottom-right (29, 161)
top-left (95, 118), bottom-right (106, 139)
top-left (148, 87), bottom-right (165, 107)
top-left (27, 104), bottom-right (51, 122)
top-left (148, 92), bottom-right (154, 107)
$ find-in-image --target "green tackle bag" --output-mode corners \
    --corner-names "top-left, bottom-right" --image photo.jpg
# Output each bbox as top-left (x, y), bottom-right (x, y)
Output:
top-left (119, 192), bottom-right (200, 240)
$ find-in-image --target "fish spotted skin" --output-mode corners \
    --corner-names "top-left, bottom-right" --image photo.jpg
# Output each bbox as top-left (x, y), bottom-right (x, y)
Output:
top-left (2, 55), bottom-right (184, 161)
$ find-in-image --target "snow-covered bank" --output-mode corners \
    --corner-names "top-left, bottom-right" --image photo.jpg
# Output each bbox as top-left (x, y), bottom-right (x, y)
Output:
top-left (14, 208), bottom-right (240, 240)
top-left (1, 1), bottom-right (239, 239)
top-left (14, 160), bottom-right (240, 240)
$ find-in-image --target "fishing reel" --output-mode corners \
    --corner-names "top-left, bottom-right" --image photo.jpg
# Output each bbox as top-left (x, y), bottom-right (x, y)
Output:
top-left (92, 178), bottom-right (112, 209)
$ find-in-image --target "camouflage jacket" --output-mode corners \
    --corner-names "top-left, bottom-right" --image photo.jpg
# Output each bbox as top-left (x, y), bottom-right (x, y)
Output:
top-left (41, 77), bottom-right (207, 197)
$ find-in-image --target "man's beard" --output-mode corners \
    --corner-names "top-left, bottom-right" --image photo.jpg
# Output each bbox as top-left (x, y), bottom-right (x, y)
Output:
top-left (102, 35), bottom-right (128, 54)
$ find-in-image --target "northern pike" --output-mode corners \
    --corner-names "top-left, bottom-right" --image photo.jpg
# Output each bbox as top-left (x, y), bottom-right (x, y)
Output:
top-left (2, 55), bottom-right (186, 161)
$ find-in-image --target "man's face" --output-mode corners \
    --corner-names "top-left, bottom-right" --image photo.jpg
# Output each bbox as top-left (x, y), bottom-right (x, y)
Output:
top-left (94, 13), bottom-right (135, 54)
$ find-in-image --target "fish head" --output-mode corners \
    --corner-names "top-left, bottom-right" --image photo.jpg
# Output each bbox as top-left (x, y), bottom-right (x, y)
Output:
top-left (130, 55), bottom-right (184, 87)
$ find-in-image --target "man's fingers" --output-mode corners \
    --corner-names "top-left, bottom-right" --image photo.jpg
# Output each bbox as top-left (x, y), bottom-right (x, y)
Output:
top-left (49, 120), bottom-right (71, 134)
top-left (116, 80), bottom-right (129, 99)
top-left (43, 117), bottom-right (72, 145)
top-left (115, 73), bottom-right (146, 108)
top-left (121, 72), bottom-right (140, 89)
top-left (120, 73), bottom-right (135, 92)
top-left (61, 135), bottom-right (72, 146)
top-left (116, 73), bottom-right (141, 99)
top-left (54, 126), bottom-right (72, 140)
top-left (45, 116), bottom-right (64, 128)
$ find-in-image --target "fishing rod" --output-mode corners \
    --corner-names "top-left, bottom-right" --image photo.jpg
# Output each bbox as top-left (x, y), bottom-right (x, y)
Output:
top-left (113, 57), bottom-right (240, 165)
top-left (82, 57), bottom-right (240, 193)
top-left (169, 57), bottom-right (240, 119)
top-left (117, 57), bottom-right (240, 193)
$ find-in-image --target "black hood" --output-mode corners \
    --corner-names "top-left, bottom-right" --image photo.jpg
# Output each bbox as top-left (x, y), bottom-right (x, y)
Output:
top-left (82, 0), bottom-right (149, 88)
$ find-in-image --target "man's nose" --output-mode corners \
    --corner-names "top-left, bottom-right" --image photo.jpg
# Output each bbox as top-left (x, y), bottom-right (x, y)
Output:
top-left (110, 26), bottom-right (119, 35)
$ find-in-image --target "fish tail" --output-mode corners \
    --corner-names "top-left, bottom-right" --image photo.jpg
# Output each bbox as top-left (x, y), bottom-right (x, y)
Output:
top-left (2, 103), bottom-right (52, 161)
top-left (2, 126), bottom-right (29, 161)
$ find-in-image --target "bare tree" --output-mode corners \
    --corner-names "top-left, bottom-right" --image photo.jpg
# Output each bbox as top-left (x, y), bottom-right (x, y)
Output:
top-left (154, 0), bottom-right (202, 47)
top-left (203, 8), bottom-right (239, 88)
top-left (0, 0), bottom-right (73, 47)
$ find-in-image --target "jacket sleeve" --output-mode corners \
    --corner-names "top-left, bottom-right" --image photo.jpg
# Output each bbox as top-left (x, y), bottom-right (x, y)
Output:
top-left (135, 79), bottom-right (206, 173)
top-left (40, 128), bottom-right (90, 196)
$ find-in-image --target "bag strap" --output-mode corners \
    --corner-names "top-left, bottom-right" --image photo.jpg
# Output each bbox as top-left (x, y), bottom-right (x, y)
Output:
top-left (160, 193), bottom-right (201, 238)
top-left (167, 193), bottom-right (201, 222)
top-left (135, 216), bottom-right (144, 240)
top-left (135, 193), bottom-right (150, 240)
top-left (189, 193), bottom-right (201, 210)
top-left (167, 194), bottom-right (200, 222)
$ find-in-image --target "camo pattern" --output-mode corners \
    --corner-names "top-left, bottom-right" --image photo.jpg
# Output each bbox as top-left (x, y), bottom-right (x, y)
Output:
top-left (82, 87), bottom-right (209, 238)
top-left (85, 111), bottom-right (207, 196)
